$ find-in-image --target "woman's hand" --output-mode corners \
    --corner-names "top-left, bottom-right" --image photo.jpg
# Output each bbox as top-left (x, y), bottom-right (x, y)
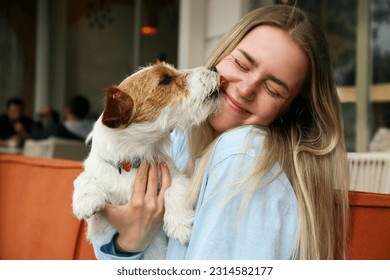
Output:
top-left (101, 161), bottom-right (171, 253)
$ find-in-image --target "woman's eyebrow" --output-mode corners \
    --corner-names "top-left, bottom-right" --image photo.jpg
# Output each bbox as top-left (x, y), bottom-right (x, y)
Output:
top-left (238, 49), bottom-right (258, 66)
top-left (269, 75), bottom-right (290, 92)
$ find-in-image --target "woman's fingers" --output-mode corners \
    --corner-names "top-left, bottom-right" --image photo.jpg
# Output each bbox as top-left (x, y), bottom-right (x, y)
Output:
top-left (158, 162), bottom-right (171, 205)
top-left (145, 162), bottom-right (159, 199)
top-left (104, 161), bottom-right (170, 219)
top-left (98, 161), bottom-right (172, 253)
top-left (131, 162), bottom-right (149, 205)
top-left (144, 162), bottom-right (172, 208)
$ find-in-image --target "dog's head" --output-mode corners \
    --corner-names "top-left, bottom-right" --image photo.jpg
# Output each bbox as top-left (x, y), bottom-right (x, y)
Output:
top-left (101, 62), bottom-right (220, 131)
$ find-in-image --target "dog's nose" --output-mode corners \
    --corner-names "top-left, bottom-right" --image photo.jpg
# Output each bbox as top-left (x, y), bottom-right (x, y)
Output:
top-left (208, 66), bottom-right (218, 73)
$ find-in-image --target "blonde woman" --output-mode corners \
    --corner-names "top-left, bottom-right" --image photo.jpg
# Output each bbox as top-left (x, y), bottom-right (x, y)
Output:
top-left (95, 5), bottom-right (349, 260)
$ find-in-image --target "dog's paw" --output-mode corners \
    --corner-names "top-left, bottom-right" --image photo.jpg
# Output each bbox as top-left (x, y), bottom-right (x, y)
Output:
top-left (72, 185), bottom-right (106, 220)
top-left (163, 200), bottom-right (194, 244)
top-left (163, 215), bottom-right (193, 245)
top-left (72, 194), bottom-right (104, 220)
top-left (72, 174), bottom-right (107, 220)
top-left (163, 183), bottom-right (195, 245)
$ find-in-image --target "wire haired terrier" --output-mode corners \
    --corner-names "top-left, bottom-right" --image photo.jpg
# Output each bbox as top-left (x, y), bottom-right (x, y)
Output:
top-left (72, 62), bottom-right (221, 259)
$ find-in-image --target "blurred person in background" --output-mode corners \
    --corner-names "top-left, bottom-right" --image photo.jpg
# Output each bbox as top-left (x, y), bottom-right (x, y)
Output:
top-left (0, 97), bottom-right (34, 147)
top-left (32, 95), bottom-right (94, 141)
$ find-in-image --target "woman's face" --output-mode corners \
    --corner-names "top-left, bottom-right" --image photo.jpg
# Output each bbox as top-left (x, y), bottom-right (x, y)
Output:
top-left (210, 25), bottom-right (309, 136)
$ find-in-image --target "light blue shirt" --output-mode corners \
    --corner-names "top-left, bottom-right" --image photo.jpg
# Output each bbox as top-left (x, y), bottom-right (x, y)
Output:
top-left (94, 125), bottom-right (298, 260)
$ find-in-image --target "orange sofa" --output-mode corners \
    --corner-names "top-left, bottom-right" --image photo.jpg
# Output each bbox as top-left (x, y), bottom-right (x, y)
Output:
top-left (0, 154), bottom-right (95, 260)
top-left (348, 191), bottom-right (390, 259)
top-left (1, 153), bottom-right (389, 260)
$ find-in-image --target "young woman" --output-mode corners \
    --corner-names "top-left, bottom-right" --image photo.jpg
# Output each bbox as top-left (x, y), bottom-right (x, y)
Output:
top-left (94, 5), bottom-right (349, 260)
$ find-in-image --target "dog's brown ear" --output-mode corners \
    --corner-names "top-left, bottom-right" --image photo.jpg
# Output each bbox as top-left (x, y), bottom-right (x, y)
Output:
top-left (102, 86), bottom-right (134, 128)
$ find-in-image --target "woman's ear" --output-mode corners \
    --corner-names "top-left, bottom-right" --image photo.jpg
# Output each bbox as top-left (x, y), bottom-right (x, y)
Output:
top-left (102, 86), bottom-right (134, 128)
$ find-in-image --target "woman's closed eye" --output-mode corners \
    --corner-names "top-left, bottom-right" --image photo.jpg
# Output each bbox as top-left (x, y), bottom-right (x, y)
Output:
top-left (234, 58), bottom-right (250, 72)
top-left (264, 82), bottom-right (284, 99)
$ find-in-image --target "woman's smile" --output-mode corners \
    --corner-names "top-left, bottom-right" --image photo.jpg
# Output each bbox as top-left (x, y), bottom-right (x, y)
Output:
top-left (224, 93), bottom-right (250, 115)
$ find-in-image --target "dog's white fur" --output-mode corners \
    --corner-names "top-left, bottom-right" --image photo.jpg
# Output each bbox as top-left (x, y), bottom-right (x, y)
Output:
top-left (72, 62), bottom-right (220, 259)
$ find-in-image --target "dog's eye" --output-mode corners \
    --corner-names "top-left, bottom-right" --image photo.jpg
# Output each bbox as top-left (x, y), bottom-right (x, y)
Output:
top-left (159, 74), bottom-right (173, 85)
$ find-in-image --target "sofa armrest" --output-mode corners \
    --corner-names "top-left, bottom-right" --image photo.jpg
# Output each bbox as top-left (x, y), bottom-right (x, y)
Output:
top-left (348, 191), bottom-right (390, 259)
top-left (0, 154), bottom-right (95, 259)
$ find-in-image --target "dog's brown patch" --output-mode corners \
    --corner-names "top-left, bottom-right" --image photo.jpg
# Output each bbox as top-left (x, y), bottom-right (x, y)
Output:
top-left (102, 62), bottom-right (189, 128)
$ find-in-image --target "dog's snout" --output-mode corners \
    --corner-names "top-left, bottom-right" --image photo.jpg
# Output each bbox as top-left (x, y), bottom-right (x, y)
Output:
top-left (208, 66), bottom-right (218, 73)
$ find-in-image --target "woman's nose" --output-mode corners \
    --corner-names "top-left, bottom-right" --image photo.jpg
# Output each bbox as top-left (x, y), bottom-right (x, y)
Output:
top-left (237, 81), bottom-right (256, 101)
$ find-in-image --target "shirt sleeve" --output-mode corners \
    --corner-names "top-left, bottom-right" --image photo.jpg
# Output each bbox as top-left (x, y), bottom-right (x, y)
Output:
top-left (93, 233), bottom-right (144, 260)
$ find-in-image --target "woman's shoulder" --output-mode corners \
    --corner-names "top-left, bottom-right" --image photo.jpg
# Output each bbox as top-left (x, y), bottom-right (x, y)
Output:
top-left (211, 125), bottom-right (265, 161)
top-left (210, 125), bottom-right (290, 187)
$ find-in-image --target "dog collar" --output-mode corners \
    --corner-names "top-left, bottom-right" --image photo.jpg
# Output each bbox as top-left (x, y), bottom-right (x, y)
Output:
top-left (105, 157), bottom-right (142, 174)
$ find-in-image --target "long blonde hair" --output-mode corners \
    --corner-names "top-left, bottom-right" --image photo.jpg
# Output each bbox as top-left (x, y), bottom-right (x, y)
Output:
top-left (186, 5), bottom-right (349, 260)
